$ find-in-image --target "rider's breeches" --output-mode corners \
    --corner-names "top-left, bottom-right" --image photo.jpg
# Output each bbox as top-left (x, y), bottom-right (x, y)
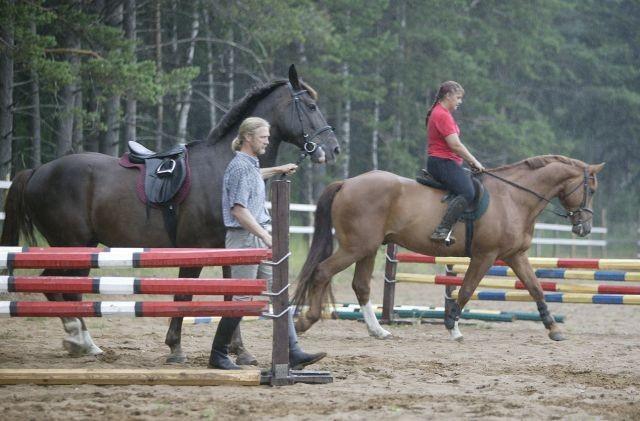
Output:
top-left (427, 156), bottom-right (475, 203)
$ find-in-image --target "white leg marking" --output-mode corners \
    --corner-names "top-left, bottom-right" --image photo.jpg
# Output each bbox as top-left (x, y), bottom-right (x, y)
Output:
top-left (62, 318), bottom-right (102, 356)
top-left (448, 320), bottom-right (463, 341)
top-left (362, 301), bottom-right (392, 339)
top-left (82, 330), bottom-right (104, 355)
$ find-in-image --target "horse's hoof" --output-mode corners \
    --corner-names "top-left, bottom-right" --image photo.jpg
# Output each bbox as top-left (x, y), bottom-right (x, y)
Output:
top-left (86, 344), bottom-right (104, 355)
top-left (82, 331), bottom-right (104, 355)
top-left (235, 351), bottom-right (259, 366)
top-left (165, 354), bottom-right (187, 364)
top-left (448, 329), bottom-right (464, 342)
top-left (370, 329), bottom-right (393, 339)
top-left (549, 331), bottom-right (567, 341)
top-left (63, 339), bottom-right (103, 357)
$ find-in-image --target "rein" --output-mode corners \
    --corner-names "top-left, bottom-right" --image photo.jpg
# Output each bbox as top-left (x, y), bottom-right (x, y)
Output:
top-left (482, 168), bottom-right (593, 220)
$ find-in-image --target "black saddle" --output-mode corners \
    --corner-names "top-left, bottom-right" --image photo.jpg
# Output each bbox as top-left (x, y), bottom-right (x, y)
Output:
top-left (127, 141), bottom-right (187, 205)
top-left (416, 169), bottom-right (485, 211)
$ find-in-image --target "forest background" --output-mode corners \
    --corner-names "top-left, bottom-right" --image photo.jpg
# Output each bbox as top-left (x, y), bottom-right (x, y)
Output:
top-left (1, 0), bottom-right (638, 254)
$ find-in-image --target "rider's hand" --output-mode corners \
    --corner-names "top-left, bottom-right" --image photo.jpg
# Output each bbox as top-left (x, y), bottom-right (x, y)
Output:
top-left (471, 160), bottom-right (485, 173)
top-left (281, 163), bottom-right (298, 175)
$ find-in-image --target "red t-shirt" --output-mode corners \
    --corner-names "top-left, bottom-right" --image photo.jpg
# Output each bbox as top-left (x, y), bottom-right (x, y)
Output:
top-left (426, 103), bottom-right (462, 164)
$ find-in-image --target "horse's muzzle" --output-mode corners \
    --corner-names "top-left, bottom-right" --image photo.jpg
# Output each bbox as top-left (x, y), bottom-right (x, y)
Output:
top-left (310, 147), bottom-right (326, 163)
top-left (572, 222), bottom-right (591, 237)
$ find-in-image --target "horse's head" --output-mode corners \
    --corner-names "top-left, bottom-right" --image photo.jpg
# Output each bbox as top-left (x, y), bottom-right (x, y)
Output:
top-left (558, 163), bottom-right (605, 237)
top-left (270, 65), bottom-right (340, 164)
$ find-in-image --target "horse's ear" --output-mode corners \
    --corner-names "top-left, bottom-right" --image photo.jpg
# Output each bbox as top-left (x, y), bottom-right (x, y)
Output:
top-left (288, 64), bottom-right (301, 91)
top-left (589, 163), bottom-right (605, 174)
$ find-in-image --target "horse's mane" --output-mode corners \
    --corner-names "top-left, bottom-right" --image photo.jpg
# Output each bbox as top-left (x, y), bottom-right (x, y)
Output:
top-left (491, 155), bottom-right (586, 172)
top-left (207, 79), bottom-right (318, 144)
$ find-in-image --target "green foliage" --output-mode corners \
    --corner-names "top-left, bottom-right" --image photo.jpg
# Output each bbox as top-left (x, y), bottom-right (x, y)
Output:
top-left (5, 0), bottom-right (639, 242)
top-left (161, 67), bottom-right (201, 97)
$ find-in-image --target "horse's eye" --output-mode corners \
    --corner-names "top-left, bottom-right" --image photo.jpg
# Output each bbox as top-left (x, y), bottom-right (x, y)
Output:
top-left (308, 104), bottom-right (317, 111)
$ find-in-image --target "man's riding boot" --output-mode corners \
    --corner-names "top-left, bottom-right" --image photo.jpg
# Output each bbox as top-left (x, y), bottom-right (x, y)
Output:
top-left (288, 306), bottom-right (327, 370)
top-left (208, 317), bottom-right (242, 370)
top-left (430, 195), bottom-right (468, 243)
top-left (229, 324), bottom-right (258, 366)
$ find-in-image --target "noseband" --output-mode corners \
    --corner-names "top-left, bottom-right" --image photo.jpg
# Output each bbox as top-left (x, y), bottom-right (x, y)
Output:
top-left (287, 82), bottom-right (334, 160)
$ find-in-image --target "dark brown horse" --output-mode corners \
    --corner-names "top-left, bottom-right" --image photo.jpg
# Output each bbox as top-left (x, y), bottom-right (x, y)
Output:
top-left (1, 65), bottom-right (339, 362)
top-left (293, 156), bottom-right (604, 341)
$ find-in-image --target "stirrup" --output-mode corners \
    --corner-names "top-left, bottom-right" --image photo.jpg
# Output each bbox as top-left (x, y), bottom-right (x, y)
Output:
top-left (430, 228), bottom-right (456, 245)
top-left (444, 229), bottom-right (456, 246)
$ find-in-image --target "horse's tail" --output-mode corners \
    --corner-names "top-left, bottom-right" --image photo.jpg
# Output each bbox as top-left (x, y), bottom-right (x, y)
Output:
top-left (293, 180), bottom-right (344, 310)
top-left (1, 169), bottom-right (37, 246)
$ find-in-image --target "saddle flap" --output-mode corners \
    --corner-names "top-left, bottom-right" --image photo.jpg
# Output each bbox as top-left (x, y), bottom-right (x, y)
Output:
top-left (145, 157), bottom-right (188, 204)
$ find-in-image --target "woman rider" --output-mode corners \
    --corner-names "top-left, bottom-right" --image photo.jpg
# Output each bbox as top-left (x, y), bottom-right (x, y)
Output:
top-left (426, 81), bottom-right (485, 242)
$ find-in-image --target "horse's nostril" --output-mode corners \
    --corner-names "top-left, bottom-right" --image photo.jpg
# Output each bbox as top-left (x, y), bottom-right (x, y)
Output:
top-left (334, 146), bottom-right (341, 156)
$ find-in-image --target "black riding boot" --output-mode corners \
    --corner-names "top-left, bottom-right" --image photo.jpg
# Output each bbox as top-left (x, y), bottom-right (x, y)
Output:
top-left (288, 307), bottom-right (327, 370)
top-left (208, 317), bottom-right (242, 370)
top-left (430, 196), bottom-right (468, 244)
top-left (229, 323), bottom-right (258, 366)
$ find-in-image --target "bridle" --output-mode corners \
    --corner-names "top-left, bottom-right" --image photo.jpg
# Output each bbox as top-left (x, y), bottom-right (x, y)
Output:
top-left (558, 167), bottom-right (595, 233)
top-left (483, 167), bottom-right (594, 228)
top-left (286, 82), bottom-right (334, 164)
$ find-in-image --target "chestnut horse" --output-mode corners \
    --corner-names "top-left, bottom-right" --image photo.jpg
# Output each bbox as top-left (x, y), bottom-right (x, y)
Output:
top-left (1, 65), bottom-right (339, 362)
top-left (293, 155), bottom-right (604, 341)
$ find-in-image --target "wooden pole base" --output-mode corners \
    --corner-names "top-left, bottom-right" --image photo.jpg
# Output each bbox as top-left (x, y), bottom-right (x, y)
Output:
top-left (0, 368), bottom-right (261, 386)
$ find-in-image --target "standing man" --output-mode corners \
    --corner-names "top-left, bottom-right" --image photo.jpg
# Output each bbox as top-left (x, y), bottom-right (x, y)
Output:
top-left (209, 116), bottom-right (326, 370)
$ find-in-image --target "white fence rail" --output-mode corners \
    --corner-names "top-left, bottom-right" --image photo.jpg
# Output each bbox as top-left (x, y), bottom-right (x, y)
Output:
top-left (0, 183), bottom-right (610, 253)
top-left (266, 202), bottom-right (608, 249)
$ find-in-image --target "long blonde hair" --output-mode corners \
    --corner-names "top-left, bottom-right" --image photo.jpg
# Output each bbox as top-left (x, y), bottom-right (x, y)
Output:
top-left (231, 117), bottom-right (271, 151)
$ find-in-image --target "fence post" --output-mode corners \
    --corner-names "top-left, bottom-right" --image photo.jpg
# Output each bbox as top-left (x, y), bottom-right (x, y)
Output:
top-left (601, 208), bottom-right (607, 258)
top-left (381, 243), bottom-right (397, 324)
top-left (270, 179), bottom-right (292, 386)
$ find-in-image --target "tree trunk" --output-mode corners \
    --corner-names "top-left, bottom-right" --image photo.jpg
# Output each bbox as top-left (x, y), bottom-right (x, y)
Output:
top-left (341, 63), bottom-right (351, 179)
top-left (203, 6), bottom-right (217, 131)
top-left (55, 33), bottom-right (78, 157)
top-left (72, 89), bottom-right (83, 153)
top-left (27, 22), bottom-right (41, 168)
top-left (393, 0), bottom-right (406, 142)
top-left (0, 0), bottom-right (14, 180)
top-left (84, 88), bottom-right (99, 152)
top-left (124, 0), bottom-right (137, 143)
top-left (176, 8), bottom-right (200, 144)
top-left (372, 96), bottom-right (380, 170)
top-left (100, 4), bottom-right (122, 156)
top-left (155, 0), bottom-right (164, 150)
top-left (30, 66), bottom-right (42, 167)
top-left (102, 95), bottom-right (120, 156)
top-left (227, 29), bottom-right (235, 106)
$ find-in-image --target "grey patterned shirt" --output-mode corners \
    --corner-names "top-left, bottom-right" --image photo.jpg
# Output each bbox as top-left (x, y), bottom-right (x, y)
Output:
top-left (222, 152), bottom-right (270, 228)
